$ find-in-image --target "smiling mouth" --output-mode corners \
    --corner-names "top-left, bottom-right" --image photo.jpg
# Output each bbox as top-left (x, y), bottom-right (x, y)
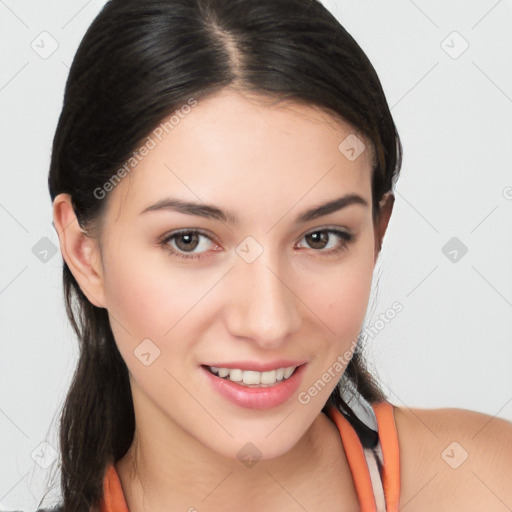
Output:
top-left (202, 365), bottom-right (301, 387)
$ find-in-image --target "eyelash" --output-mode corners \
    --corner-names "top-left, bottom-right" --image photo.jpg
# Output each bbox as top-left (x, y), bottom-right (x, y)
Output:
top-left (158, 228), bottom-right (355, 261)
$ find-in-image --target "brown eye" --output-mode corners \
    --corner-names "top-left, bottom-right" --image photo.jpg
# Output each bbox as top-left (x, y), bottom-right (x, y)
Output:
top-left (174, 232), bottom-right (200, 252)
top-left (298, 229), bottom-right (354, 255)
top-left (305, 231), bottom-right (330, 249)
top-left (159, 230), bottom-right (217, 260)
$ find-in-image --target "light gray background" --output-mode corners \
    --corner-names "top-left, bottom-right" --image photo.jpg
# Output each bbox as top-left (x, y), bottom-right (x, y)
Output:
top-left (1, 0), bottom-right (511, 510)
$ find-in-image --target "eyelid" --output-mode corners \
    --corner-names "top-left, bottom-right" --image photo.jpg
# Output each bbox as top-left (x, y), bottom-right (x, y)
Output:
top-left (158, 227), bottom-right (218, 245)
top-left (301, 224), bottom-right (352, 237)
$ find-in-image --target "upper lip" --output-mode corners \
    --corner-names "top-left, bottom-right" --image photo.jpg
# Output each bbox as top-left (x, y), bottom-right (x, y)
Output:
top-left (202, 360), bottom-right (307, 372)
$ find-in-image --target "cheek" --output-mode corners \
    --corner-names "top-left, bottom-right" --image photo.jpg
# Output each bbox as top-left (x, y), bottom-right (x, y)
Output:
top-left (333, 264), bottom-right (373, 321)
top-left (100, 238), bottom-right (202, 350)
top-left (316, 238), bottom-right (375, 344)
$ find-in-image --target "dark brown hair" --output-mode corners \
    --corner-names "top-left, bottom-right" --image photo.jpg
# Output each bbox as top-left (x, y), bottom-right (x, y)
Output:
top-left (43, 0), bottom-right (402, 510)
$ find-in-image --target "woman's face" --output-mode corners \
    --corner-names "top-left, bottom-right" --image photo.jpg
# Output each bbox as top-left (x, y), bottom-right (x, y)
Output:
top-left (89, 88), bottom-right (386, 461)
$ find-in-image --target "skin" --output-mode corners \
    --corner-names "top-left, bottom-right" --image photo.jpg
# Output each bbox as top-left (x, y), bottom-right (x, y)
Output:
top-left (51, 86), bottom-right (390, 511)
top-left (53, 87), bottom-right (512, 511)
top-left (394, 407), bottom-right (512, 511)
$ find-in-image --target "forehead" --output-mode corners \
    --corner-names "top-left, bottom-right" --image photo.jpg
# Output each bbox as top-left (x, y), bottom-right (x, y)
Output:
top-left (106, 88), bottom-right (374, 224)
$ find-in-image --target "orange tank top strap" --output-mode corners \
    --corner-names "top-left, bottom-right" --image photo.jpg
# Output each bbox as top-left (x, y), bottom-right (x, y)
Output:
top-left (325, 400), bottom-right (401, 512)
top-left (99, 463), bottom-right (129, 512)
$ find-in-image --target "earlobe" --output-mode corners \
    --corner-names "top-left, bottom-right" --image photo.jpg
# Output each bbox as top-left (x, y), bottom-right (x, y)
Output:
top-left (52, 193), bottom-right (107, 308)
top-left (374, 192), bottom-right (394, 262)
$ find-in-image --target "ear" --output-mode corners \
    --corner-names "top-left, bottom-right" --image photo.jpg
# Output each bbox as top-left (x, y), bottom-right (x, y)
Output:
top-left (374, 191), bottom-right (394, 264)
top-left (52, 193), bottom-right (107, 308)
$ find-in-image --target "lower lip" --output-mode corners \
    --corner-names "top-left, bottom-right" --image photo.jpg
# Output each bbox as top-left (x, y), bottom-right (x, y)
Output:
top-left (201, 364), bottom-right (307, 410)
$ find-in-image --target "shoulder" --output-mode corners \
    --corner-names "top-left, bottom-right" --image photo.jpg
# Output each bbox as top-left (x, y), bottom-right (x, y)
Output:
top-left (392, 405), bottom-right (512, 510)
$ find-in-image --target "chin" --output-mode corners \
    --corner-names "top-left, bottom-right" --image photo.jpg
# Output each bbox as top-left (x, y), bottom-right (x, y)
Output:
top-left (207, 436), bottom-right (297, 465)
top-left (201, 413), bottom-right (312, 463)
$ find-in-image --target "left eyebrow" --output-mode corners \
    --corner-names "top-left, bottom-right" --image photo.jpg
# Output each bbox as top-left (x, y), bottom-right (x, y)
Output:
top-left (295, 194), bottom-right (368, 222)
top-left (139, 193), bottom-right (368, 225)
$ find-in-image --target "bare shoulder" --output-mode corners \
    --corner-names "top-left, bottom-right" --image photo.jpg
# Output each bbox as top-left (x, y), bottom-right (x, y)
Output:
top-left (392, 405), bottom-right (512, 511)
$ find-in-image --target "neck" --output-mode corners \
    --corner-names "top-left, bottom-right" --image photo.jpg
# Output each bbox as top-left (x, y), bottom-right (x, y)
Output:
top-left (115, 408), bottom-right (349, 511)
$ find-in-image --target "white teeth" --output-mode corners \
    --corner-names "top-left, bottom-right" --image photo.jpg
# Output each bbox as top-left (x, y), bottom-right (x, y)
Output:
top-left (260, 370), bottom-right (277, 384)
top-left (207, 365), bottom-right (297, 386)
top-left (283, 367), bottom-right (295, 379)
top-left (242, 371), bottom-right (261, 385)
top-left (229, 369), bottom-right (243, 382)
top-left (218, 368), bottom-right (229, 378)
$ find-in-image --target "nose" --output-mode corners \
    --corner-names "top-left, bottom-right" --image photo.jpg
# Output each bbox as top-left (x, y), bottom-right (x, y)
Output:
top-left (225, 250), bottom-right (302, 349)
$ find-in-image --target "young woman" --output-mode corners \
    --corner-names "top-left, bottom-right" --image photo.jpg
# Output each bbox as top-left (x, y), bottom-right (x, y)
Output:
top-left (37, 0), bottom-right (512, 511)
